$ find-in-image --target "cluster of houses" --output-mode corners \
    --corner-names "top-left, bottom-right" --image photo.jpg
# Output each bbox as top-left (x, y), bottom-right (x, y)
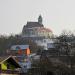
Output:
top-left (0, 44), bottom-right (32, 75)
top-left (0, 15), bottom-right (55, 75)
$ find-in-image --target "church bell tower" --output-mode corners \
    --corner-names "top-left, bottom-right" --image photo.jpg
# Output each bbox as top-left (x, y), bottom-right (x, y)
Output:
top-left (38, 15), bottom-right (43, 24)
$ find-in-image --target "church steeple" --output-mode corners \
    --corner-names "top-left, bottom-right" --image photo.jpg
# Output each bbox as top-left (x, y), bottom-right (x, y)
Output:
top-left (38, 15), bottom-right (43, 24)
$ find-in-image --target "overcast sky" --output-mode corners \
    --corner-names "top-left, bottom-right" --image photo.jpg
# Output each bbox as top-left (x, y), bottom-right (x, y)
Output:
top-left (0, 0), bottom-right (75, 35)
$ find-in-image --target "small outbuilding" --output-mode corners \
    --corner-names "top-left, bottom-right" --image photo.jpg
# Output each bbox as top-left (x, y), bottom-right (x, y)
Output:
top-left (0, 56), bottom-right (21, 75)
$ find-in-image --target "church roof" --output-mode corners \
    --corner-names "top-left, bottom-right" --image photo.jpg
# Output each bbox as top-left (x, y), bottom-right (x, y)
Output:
top-left (25, 22), bottom-right (44, 28)
top-left (37, 27), bottom-right (52, 32)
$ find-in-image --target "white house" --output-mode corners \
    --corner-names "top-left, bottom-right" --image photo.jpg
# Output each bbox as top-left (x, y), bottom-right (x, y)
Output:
top-left (35, 39), bottom-right (54, 50)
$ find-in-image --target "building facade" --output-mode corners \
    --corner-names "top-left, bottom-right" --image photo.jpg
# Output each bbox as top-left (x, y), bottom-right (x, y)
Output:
top-left (22, 15), bottom-right (53, 39)
top-left (0, 56), bottom-right (21, 75)
top-left (21, 15), bottom-right (54, 50)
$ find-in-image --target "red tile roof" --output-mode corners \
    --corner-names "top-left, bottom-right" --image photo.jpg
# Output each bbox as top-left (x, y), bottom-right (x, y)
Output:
top-left (37, 27), bottom-right (52, 32)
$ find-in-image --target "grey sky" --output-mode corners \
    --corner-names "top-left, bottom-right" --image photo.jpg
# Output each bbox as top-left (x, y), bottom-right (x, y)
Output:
top-left (0, 0), bottom-right (75, 35)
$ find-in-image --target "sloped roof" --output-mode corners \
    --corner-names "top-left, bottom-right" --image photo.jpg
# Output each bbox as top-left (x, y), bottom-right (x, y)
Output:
top-left (25, 22), bottom-right (44, 28)
top-left (0, 56), bottom-right (21, 68)
top-left (0, 56), bottom-right (9, 63)
top-left (11, 45), bottom-right (29, 50)
top-left (37, 27), bottom-right (52, 32)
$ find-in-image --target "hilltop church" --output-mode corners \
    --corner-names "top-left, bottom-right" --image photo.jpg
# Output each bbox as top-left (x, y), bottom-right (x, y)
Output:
top-left (22, 15), bottom-right (53, 39)
top-left (21, 15), bottom-right (54, 50)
